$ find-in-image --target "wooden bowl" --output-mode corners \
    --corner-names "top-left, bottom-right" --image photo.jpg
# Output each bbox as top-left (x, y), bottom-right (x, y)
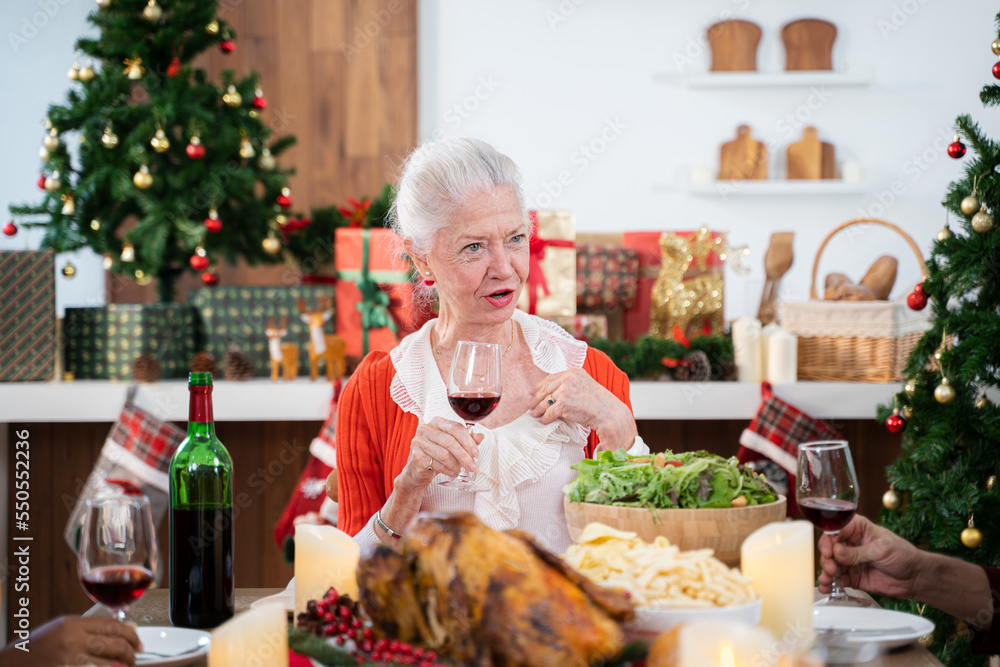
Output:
top-left (563, 495), bottom-right (787, 567)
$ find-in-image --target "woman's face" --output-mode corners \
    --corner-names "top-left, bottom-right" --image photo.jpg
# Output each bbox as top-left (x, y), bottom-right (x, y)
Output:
top-left (424, 186), bottom-right (529, 328)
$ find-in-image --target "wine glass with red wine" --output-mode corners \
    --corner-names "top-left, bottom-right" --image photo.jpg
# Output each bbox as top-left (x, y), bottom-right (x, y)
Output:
top-left (441, 340), bottom-right (502, 492)
top-left (796, 440), bottom-right (871, 607)
top-left (79, 495), bottom-right (159, 622)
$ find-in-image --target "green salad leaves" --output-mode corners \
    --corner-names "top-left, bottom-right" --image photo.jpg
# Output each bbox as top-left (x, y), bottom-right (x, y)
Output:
top-left (563, 449), bottom-right (777, 510)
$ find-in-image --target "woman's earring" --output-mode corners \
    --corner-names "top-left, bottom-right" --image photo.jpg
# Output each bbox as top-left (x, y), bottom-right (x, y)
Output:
top-left (423, 271), bottom-right (434, 286)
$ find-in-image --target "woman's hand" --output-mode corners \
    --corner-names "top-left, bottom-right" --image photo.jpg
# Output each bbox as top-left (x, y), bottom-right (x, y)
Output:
top-left (817, 515), bottom-right (926, 599)
top-left (2, 616), bottom-right (143, 667)
top-left (529, 369), bottom-right (638, 452)
top-left (397, 417), bottom-right (484, 491)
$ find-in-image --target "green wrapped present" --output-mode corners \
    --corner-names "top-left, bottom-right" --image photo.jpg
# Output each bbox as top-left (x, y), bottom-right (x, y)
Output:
top-left (189, 286), bottom-right (335, 378)
top-left (0, 251), bottom-right (56, 381)
top-left (64, 304), bottom-right (196, 380)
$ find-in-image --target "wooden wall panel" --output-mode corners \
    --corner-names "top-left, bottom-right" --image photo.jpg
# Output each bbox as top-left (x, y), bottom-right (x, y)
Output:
top-left (110, 0), bottom-right (418, 304)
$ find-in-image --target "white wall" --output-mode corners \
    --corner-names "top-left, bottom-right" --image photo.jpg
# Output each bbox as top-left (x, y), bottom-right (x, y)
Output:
top-left (419, 0), bottom-right (999, 320)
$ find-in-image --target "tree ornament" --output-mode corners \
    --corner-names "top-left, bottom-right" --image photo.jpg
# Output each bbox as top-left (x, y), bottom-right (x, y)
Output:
top-left (2, 220), bottom-right (17, 237)
top-left (190, 247), bottom-right (209, 270)
top-left (977, 392), bottom-right (995, 409)
top-left (206, 20), bottom-right (220, 35)
top-left (185, 135), bottom-right (205, 160)
top-left (101, 124), bottom-right (119, 148)
top-left (96, 0), bottom-right (110, 8)
top-left (68, 60), bottom-right (80, 81)
top-left (102, 254), bottom-right (113, 270)
top-left (972, 209), bottom-right (994, 233)
top-left (90, 219), bottom-right (101, 231)
top-left (962, 518), bottom-right (983, 549)
top-left (937, 223), bottom-right (954, 241)
top-left (123, 56), bottom-right (145, 80)
top-left (133, 165), bottom-right (153, 190)
top-left (142, 0), bottom-right (162, 22)
top-left (902, 406), bottom-right (913, 420)
top-left (886, 409), bottom-right (906, 434)
top-left (37, 173), bottom-right (46, 189)
top-left (44, 128), bottom-right (61, 152)
top-left (993, 38), bottom-right (1000, 55)
top-left (239, 136), bottom-right (255, 159)
top-left (934, 376), bottom-right (956, 404)
top-left (883, 486), bottom-right (902, 511)
top-left (44, 170), bottom-right (62, 192)
top-left (989, 475), bottom-right (996, 491)
top-left (204, 208), bottom-right (223, 233)
top-left (150, 128), bottom-right (170, 153)
top-left (274, 213), bottom-right (288, 228)
top-left (61, 261), bottom-right (76, 278)
top-left (907, 282), bottom-right (928, 310)
top-left (258, 147), bottom-right (276, 171)
top-left (993, 60), bottom-right (1000, 80)
top-left (134, 269), bottom-right (152, 286)
top-left (61, 193), bottom-right (75, 215)
top-left (961, 190), bottom-right (981, 216)
top-left (201, 270), bottom-right (219, 285)
top-left (167, 56), bottom-right (181, 78)
top-left (277, 187), bottom-right (292, 208)
top-left (78, 62), bottom-right (95, 82)
top-left (262, 232), bottom-right (282, 255)
top-left (220, 39), bottom-right (235, 53)
top-left (120, 242), bottom-right (135, 263)
top-left (252, 88), bottom-right (267, 109)
top-left (222, 85), bottom-right (242, 107)
top-left (947, 135), bottom-right (967, 159)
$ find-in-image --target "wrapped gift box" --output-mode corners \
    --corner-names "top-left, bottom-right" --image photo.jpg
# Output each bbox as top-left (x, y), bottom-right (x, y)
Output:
top-left (576, 243), bottom-right (639, 313)
top-left (516, 210), bottom-right (576, 317)
top-left (64, 304), bottom-right (195, 380)
top-left (0, 251), bottom-right (56, 381)
top-left (546, 314), bottom-right (609, 342)
top-left (189, 286), bottom-right (336, 377)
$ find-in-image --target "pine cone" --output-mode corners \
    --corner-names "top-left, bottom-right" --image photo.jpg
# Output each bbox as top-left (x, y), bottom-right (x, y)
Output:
top-left (190, 351), bottom-right (216, 374)
top-left (676, 350), bottom-right (711, 383)
top-left (132, 353), bottom-right (162, 383)
top-left (344, 355), bottom-right (362, 377)
top-left (718, 360), bottom-right (737, 382)
top-left (223, 348), bottom-right (255, 381)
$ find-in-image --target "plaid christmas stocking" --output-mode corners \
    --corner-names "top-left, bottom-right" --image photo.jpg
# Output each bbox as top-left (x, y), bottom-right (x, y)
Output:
top-left (64, 387), bottom-right (184, 572)
top-left (737, 382), bottom-right (843, 519)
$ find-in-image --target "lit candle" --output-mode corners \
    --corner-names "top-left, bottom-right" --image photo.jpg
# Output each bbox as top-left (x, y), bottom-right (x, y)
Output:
top-left (740, 521), bottom-right (814, 652)
top-left (209, 604), bottom-right (288, 667)
top-left (657, 621), bottom-right (778, 666)
top-left (294, 524), bottom-right (360, 615)
top-left (766, 328), bottom-right (797, 384)
top-left (732, 317), bottom-right (762, 383)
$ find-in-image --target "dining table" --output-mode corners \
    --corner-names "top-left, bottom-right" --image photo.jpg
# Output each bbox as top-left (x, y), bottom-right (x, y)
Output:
top-left (85, 588), bottom-right (946, 666)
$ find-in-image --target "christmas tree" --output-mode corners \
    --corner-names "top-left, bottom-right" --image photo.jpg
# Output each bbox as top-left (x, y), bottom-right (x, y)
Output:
top-left (878, 14), bottom-right (1000, 666)
top-left (7, 0), bottom-right (296, 302)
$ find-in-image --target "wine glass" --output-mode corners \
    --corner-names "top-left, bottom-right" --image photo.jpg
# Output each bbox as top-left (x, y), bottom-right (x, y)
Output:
top-left (441, 340), bottom-right (502, 492)
top-left (78, 495), bottom-right (159, 622)
top-left (796, 440), bottom-right (871, 607)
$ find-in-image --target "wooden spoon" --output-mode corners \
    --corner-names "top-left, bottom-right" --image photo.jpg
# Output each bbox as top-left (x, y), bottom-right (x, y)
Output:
top-left (757, 232), bottom-right (795, 325)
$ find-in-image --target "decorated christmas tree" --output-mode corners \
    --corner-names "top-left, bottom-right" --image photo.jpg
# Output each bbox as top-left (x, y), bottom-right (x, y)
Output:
top-left (6, 0), bottom-right (296, 302)
top-left (878, 14), bottom-right (1000, 666)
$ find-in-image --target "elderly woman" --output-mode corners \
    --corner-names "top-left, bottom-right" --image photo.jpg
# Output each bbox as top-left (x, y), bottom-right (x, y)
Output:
top-left (336, 137), bottom-right (647, 553)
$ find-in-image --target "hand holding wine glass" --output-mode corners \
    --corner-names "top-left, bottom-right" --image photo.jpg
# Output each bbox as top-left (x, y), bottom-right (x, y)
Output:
top-left (797, 440), bottom-right (871, 607)
top-left (441, 340), bottom-right (502, 492)
top-left (79, 494), bottom-right (159, 622)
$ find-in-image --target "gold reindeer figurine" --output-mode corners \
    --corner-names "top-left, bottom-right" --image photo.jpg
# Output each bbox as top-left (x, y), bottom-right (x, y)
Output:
top-left (265, 317), bottom-right (299, 381)
top-left (297, 297), bottom-right (346, 381)
top-left (649, 229), bottom-right (725, 339)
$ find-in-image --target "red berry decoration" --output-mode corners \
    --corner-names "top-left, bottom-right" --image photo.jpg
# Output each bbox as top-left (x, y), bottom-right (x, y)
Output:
top-left (190, 253), bottom-right (209, 271)
top-left (201, 271), bottom-right (219, 285)
top-left (252, 95), bottom-right (267, 110)
top-left (186, 137), bottom-right (205, 160)
top-left (37, 173), bottom-right (46, 189)
top-left (947, 137), bottom-right (967, 159)
top-left (220, 39), bottom-right (235, 53)
top-left (3, 220), bottom-right (17, 237)
top-left (907, 282), bottom-right (928, 310)
top-left (886, 411), bottom-right (906, 434)
top-left (167, 56), bottom-right (181, 78)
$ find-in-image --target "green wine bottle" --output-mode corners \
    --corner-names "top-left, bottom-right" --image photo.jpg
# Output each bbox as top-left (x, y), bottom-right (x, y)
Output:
top-left (168, 372), bottom-right (234, 628)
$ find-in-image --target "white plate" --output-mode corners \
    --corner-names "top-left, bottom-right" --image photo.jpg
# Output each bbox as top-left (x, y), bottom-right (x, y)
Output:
top-left (813, 606), bottom-right (934, 650)
top-left (625, 599), bottom-right (762, 642)
top-left (251, 577), bottom-right (296, 614)
top-left (136, 626), bottom-right (211, 667)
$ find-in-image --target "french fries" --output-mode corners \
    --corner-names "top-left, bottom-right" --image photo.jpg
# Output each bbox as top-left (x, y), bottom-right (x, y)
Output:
top-left (564, 523), bottom-right (758, 609)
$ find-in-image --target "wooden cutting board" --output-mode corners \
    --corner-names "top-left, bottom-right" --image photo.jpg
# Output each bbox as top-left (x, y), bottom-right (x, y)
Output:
top-left (787, 127), bottom-right (836, 180)
top-left (719, 125), bottom-right (768, 180)
top-left (707, 20), bottom-right (762, 72)
top-left (781, 18), bottom-right (837, 71)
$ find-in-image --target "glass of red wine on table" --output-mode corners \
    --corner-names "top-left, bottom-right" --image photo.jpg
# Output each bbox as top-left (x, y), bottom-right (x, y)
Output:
top-left (78, 494), bottom-right (159, 622)
top-left (796, 439), bottom-right (871, 607)
top-left (441, 340), bottom-right (502, 492)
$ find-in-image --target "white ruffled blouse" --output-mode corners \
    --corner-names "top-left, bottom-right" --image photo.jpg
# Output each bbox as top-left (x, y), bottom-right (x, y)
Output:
top-left (353, 309), bottom-right (648, 554)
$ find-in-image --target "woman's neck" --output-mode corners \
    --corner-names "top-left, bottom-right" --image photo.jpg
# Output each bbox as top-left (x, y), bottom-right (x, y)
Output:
top-left (432, 311), bottom-right (515, 358)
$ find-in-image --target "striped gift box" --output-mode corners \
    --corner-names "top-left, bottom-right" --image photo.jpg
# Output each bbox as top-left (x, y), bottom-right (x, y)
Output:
top-left (0, 251), bottom-right (56, 381)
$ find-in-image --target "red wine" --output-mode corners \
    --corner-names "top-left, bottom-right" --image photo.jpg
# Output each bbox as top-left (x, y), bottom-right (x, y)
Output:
top-left (799, 497), bottom-right (857, 532)
top-left (448, 392), bottom-right (501, 422)
top-left (169, 506), bottom-right (234, 628)
top-left (81, 565), bottom-right (152, 609)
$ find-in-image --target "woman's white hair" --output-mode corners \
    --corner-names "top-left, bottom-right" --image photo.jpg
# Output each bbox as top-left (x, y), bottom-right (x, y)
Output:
top-left (390, 137), bottom-right (526, 259)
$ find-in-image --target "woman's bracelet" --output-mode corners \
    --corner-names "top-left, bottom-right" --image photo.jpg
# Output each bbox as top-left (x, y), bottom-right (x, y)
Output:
top-left (374, 509), bottom-right (403, 541)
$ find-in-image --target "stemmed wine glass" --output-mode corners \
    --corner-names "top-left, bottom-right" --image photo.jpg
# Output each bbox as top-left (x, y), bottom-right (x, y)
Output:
top-left (78, 495), bottom-right (159, 622)
top-left (796, 440), bottom-right (871, 607)
top-left (441, 340), bottom-right (502, 492)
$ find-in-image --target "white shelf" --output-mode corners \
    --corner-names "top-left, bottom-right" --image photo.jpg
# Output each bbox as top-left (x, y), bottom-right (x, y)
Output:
top-left (0, 379), bottom-right (900, 423)
top-left (657, 180), bottom-right (869, 197)
top-left (655, 66), bottom-right (874, 89)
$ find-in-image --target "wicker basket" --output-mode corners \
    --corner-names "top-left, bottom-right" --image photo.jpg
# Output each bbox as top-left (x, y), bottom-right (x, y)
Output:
top-left (778, 218), bottom-right (931, 382)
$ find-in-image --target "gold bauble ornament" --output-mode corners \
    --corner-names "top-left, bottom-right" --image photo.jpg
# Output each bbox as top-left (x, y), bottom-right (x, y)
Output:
top-left (45, 170), bottom-right (62, 192)
top-left (961, 194), bottom-right (981, 216)
top-left (123, 56), bottom-right (145, 80)
top-left (258, 147), bottom-right (276, 171)
top-left (101, 126), bottom-right (119, 148)
top-left (96, 0), bottom-right (110, 8)
top-left (68, 61), bottom-right (80, 81)
top-left (61, 261), bottom-right (76, 278)
top-left (39, 146), bottom-right (51, 161)
top-left (904, 380), bottom-right (916, 397)
top-left (972, 209), bottom-right (995, 233)
top-left (993, 37), bottom-right (1000, 55)
top-left (78, 64), bottom-right (95, 82)
top-left (262, 233), bottom-right (282, 255)
top-left (882, 487), bottom-right (902, 511)
top-left (90, 218), bottom-right (101, 231)
top-left (988, 475), bottom-right (996, 491)
top-left (918, 632), bottom-right (934, 648)
top-left (962, 525), bottom-right (983, 549)
top-left (239, 137), bottom-right (255, 159)
top-left (61, 193), bottom-right (75, 216)
top-left (248, 110), bottom-right (258, 119)
top-left (133, 165), bottom-right (153, 190)
top-left (142, 0), bottom-right (162, 21)
top-left (121, 242), bottom-right (135, 262)
top-left (222, 84), bottom-right (242, 107)
top-left (102, 254), bottom-right (113, 270)
top-left (902, 405), bottom-right (913, 419)
top-left (934, 377), bottom-right (956, 404)
top-left (44, 128), bottom-right (61, 151)
top-left (937, 224), bottom-right (954, 241)
top-left (206, 19), bottom-right (220, 35)
top-left (134, 269), bottom-right (152, 285)
top-left (978, 393), bottom-right (995, 409)
top-left (150, 128), bottom-right (170, 153)
top-left (274, 213), bottom-right (288, 228)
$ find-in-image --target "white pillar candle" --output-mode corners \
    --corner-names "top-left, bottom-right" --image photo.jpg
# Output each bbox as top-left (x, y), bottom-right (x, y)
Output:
top-left (741, 521), bottom-right (814, 652)
top-left (760, 323), bottom-right (781, 382)
top-left (841, 160), bottom-right (863, 183)
top-left (767, 329), bottom-right (798, 384)
top-left (294, 524), bottom-right (360, 616)
top-left (690, 164), bottom-right (714, 185)
top-left (732, 317), bottom-right (762, 384)
top-left (671, 620), bottom-right (779, 666)
top-left (209, 604), bottom-right (288, 667)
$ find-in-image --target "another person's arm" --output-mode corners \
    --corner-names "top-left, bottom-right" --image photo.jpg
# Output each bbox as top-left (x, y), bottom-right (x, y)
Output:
top-left (0, 616), bottom-right (141, 667)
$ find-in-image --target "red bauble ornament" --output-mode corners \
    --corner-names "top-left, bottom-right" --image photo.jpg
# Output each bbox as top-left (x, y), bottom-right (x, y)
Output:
top-left (167, 56), bottom-right (181, 78)
top-left (252, 95), bottom-right (267, 110)
top-left (277, 188), bottom-right (292, 209)
top-left (201, 271), bottom-right (219, 285)
top-left (2, 220), bottom-right (17, 237)
top-left (204, 216), bottom-right (223, 234)
top-left (907, 282), bottom-right (928, 310)
top-left (886, 412), bottom-right (906, 434)
top-left (993, 62), bottom-right (1000, 79)
top-left (190, 253), bottom-right (210, 271)
top-left (220, 39), bottom-right (235, 53)
top-left (947, 138), bottom-right (967, 159)
top-left (37, 174), bottom-right (46, 189)
top-left (186, 138), bottom-right (205, 160)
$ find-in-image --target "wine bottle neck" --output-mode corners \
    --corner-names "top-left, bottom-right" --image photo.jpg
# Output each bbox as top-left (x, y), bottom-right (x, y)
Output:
top-left (188, 385), bottom-right (215, 434)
